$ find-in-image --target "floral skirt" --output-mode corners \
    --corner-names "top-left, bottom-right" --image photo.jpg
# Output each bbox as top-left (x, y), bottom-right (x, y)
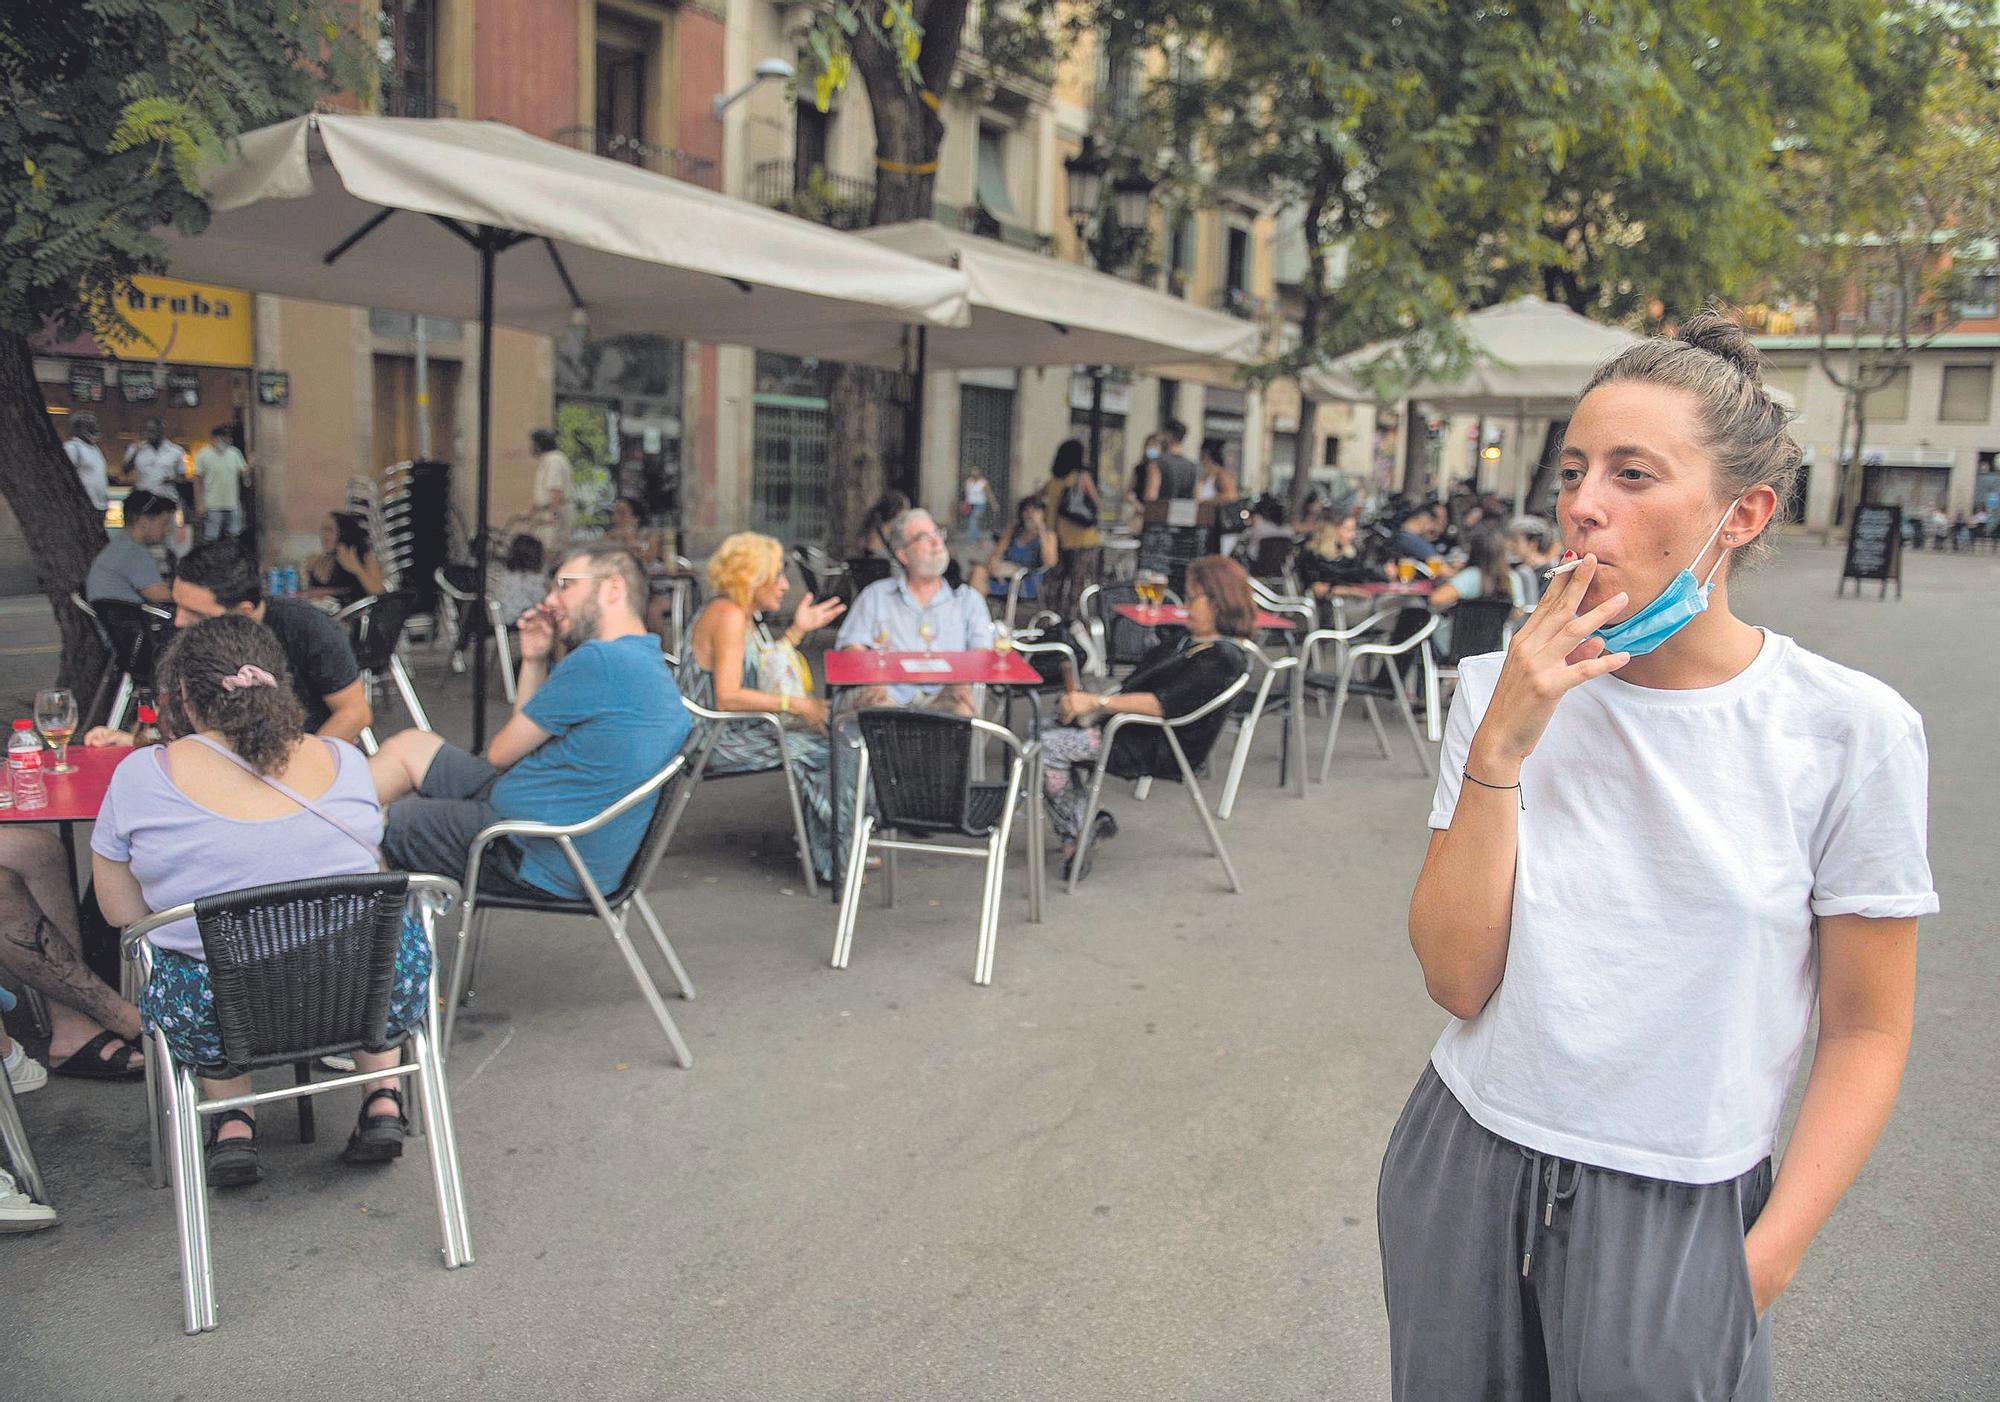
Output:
top-left (139, 915), bottom-right (433, 1072)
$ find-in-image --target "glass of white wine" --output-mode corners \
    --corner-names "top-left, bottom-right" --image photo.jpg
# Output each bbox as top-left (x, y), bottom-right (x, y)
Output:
top-left (917, 620), bottom-right (937, 655)
top-left (36, 688), bottom-right (77, 775)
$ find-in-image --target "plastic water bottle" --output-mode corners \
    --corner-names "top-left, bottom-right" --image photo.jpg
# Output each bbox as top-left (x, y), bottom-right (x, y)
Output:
top-left (8, 720), bottom-right (47, 811)
top-left (283, 566), bottom-right (299, 596)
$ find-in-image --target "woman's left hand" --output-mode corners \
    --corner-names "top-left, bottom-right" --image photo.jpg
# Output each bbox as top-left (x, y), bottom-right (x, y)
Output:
top-left (1057, 689), bottom-right (1098, 724)
top-left (792, 592), bottom-right (845, 634)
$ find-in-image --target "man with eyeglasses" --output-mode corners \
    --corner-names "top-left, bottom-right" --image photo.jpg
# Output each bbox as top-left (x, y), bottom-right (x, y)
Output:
top-left (835, 507), bottom-right (994, 713)
top-left (369, 541), bottom-right (690, 899)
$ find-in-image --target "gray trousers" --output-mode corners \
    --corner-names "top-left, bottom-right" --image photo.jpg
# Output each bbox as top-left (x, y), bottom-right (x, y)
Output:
top-left (1378, 1065), bottom-right (1774, 1402)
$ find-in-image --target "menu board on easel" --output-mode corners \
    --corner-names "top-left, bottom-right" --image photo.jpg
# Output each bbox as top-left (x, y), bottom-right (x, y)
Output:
top-left (1839, 503), bottom-right (1903, 599)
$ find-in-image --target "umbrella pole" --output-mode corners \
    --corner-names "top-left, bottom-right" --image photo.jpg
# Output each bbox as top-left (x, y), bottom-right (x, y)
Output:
top-left (472, 235), bottom-right (496, 750)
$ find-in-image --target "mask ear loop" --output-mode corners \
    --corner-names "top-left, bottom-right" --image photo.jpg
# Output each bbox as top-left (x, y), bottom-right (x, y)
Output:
top-left (1696, 500), bottom-right (1743, 590)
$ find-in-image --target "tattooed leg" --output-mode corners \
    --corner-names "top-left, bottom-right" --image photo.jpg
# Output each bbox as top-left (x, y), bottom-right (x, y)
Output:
top-left (0, 869), bottom-right (142, 1053)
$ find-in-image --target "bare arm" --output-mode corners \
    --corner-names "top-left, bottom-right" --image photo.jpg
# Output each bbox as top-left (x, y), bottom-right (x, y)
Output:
top-left (1745, 913), bottom-right (1916, 1313)
top-left (1407, 557), bottom-right (1631, 1018)
top-left (1058, 689), bottom-right (1164, 722)
top-left (485, 710), bottom-right (552, 770)
top-left (92, 856), bottom-right (150, 928)
top-left (1037, 527), bottom-right (1059, 569)
top-left (317, 679), bottom-right (371, 743)
top-left (707, 603), bottom-right (827, 729)
top-left (137, 581), bottom-right (173, 604)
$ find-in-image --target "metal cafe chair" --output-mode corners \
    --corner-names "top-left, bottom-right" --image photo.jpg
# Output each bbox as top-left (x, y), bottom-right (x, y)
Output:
top-left (1426, 597), bottom-right (1515, 743)
top-left (120, 873), bottom-right (469, 1335)
top-left (0, 1041), bottom-right (51, 1219)
top-left (1065, 672), bottom-right (1252, 895)
top-left (1300, 609), bottom-right (1442, 781)
top-left (337, 591), bottom-right (432, 754)
top-left (1216, 639), bottom-right (1305, 819)
top-left (82, 595), bottom-right (173, 730)
top-left (666, 694), bottom-right (822, 896)
top-left (833, 710), bottom-right (1043, 988)
top-left (433, 566), bottom-right (518, 704)
top-left (445, 755), bottom-right (697, 1068)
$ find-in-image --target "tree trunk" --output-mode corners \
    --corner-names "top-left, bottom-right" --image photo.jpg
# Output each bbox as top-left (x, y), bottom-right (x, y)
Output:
top-left (821, 0), bottom-right (969, 554)
top-left (0, 332), bottom-right (112, 716)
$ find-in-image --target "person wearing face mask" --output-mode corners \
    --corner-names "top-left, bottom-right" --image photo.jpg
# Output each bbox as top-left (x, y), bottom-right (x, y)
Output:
top-left (835, 508), bottom-right (994, 714)
top-left (368, 542), bottom-right (690, 901)
top-left (1380, 313), bottom-right (1935, 1400)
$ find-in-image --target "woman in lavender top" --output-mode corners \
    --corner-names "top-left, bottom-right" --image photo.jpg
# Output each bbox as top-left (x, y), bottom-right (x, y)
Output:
top-left (92, 615), bottom-right (431, 1188)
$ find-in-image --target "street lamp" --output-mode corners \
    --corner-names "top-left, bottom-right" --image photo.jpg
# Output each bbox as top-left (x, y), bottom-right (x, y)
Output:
top-left (712, 58), bottom-right (795, 120)
top-left (1063, 135), bottom-right (1155, 478)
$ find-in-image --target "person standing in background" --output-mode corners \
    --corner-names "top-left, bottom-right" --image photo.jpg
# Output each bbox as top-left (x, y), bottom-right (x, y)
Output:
top-left (530, 427), bottom-right (574, 549)
top-left (65, 412), bottom-right (109, 513)
top-left (1154, 419), bottom-right (1199, 502)
top-left (194, 423), bottom-right (248, 541)
top-left (123, 417), bottom-right (183, 494)
top-left (1043, 439), bottom-right (1102, 622)
top-left (960, 465), bottom-right (990, 545)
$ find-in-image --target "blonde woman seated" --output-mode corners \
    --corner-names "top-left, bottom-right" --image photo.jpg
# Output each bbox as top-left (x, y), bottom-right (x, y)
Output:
top-left (679, 533), bottom-right (851, 884)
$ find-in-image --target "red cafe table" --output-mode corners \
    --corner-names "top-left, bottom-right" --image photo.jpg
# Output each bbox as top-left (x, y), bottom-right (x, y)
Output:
top-left (0, 742), bottom-right (125, 861)
top-left (1346, 580), bottom-right (1433, 598)
top-left (822, 649), bottom-right (1044, 904)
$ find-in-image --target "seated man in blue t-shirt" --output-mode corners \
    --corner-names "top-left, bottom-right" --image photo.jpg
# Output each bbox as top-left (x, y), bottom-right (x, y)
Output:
top-left (370, 541), bottom-right (689, 899)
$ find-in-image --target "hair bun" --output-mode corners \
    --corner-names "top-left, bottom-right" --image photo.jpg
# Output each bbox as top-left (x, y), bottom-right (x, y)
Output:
top-left (1676, 310), bottom-right (1762, 381)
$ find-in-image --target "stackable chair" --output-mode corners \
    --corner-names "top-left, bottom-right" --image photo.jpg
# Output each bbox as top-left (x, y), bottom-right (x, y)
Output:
top-left (1064, 672), bottom-right (1251, 895)
top-left (1216, 639), bottom-right (1305, 819)
top-left (833, 710), bottom-right (1043, 987)
top-left (0, 1039), bottom-right (50, 1219)
top-left (337, 591), bottom-right (431, 753)
top-left (792, 544), bottom-right (852, 605)
top-left (433, 566), bottom-right (518, 703)
top-left (1300, 608), bottom-right (1442, 780)
top-left (1425, 597), bottom-right (1515, 743)
top-left (666, 695), bottom-right (821, 896)
top-left (85, 596), bottom-right (173, 730)
top-left (444, 755), bottom-right (697, 1068)
top-left (120, 872), bottom-right (469, 1335)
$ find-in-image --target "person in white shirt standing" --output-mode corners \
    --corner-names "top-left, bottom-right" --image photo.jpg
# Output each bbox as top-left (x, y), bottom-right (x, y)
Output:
top-left (123, 416), bottom-right (184, 494)
top-left (64, 412), bottom-right (110, 512)
top-left (1381, 313), bottom-right (1936, 1401)
top-left (194, 422), bottom-right (248, 541)
top-left (530, 427), bottom-right (574, 549)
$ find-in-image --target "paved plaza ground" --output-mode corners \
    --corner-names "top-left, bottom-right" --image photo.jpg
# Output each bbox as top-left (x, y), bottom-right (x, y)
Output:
top-left (6, 538), bottom-right (1997, 1399)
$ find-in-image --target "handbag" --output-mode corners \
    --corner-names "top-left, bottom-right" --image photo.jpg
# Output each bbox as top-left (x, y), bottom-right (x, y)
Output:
top-left (1057, 475), bottom-right (1096, 528)
top-left (751, 621), bottom-right (812, 717)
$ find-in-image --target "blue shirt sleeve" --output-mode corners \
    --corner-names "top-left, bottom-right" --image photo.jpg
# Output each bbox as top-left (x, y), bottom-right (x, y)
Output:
top-left (957, 585), bottom-right (995, 648)
top-left (835, 584), bottom-right (883, 649)
top-left (524, 643), bottom-right (607, 736)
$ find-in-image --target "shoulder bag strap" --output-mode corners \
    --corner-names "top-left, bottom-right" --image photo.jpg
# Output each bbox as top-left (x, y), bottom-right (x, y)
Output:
top-left (172, 735), bottom-right (384, 866)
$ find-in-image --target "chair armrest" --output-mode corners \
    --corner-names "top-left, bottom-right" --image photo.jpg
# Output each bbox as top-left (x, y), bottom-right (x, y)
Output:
top-left (1097, 671), bottom-right (1250, 746)
top-left (467, 754), bottom-right (686, 855)
top-left (684, 699), bottom-right (790, 741)
top-left (333, 594), bottom-right (381, 623)
top-left (1348, 615), bottom-right (1441, 660)
top-left (140, 603), bottom-right (173, 623)
top-left (1298, 610), bottom-right (1400, 649)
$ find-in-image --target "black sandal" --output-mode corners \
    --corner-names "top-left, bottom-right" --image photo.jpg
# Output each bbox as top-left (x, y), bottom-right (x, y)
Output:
top-left (50, 1030), bottom-right (145, 1081)
top-left (340, 1087), bottom-right (407, 1166)
top-left (205, 1109), bottom-right (262, 1188)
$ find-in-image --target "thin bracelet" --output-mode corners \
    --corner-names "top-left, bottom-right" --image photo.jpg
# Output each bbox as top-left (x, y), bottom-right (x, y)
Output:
top-left (1463, 767), bottom-right (1525, 809)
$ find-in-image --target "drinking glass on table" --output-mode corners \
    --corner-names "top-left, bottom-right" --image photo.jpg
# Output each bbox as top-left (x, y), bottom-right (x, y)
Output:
top-left (917, 620), bottom-right (937, 654)
top-left (1396, 560), bottom-right (1417, 583)
top-left (992, 622), bottom-right (1013, 654)
top-left (35, 688), bottom-right (77, 775)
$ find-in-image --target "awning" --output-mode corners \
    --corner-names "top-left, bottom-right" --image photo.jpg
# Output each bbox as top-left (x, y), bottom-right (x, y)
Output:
top-left (157, 114), bottom-right (972, 346)
top-left (746, 220), bottom-right (1262, 371)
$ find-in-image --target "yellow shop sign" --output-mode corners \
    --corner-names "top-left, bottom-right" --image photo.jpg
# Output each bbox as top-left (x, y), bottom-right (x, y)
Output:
top-left (98, 276), bottom-right (254, 368)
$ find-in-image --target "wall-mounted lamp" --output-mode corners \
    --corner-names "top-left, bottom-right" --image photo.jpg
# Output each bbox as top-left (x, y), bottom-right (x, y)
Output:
top-left (713, 58), bottom-right (796, 121)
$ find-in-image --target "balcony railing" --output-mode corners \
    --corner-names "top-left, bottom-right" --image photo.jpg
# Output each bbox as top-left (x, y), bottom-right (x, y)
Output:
top-left (381, 91), bottom-right (456, 119)
top-left (555, 127), bottom-right (717, 188)
top-left (751, 160), bottom-right (1054, 251)
top-left (1212, 286), bottom-right (1268, 321)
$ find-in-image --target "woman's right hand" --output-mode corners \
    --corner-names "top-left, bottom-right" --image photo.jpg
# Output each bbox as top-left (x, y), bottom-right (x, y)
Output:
top-left (85, 726), bottom-right (134, 748)
top-left (1468, 554), bottom-right (1632, 776)
top-left (794, 696), bottom-right (829, 731)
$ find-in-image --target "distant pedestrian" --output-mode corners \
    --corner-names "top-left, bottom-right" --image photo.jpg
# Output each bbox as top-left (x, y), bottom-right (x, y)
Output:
top-left (123, 417), bottom-right (182, 494)
top-left (530, 428), bottom-right (573, 548)
top-left (1385, 314), bottom-right (1935, 1400)
top-left (1042, 439), bottom-right (1101, 621)
top-left (65, 411), bottom-right (109, 512)
top-left (195, 423), bottom-right (248, 541)
top-left (959, 465), bottom-right (990, 544)
top-left (1151, 419), bottom-right (1198, 502)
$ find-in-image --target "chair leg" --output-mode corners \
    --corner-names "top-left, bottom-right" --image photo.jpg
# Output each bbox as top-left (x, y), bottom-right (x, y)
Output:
top-left (108, 674), bottom-right (134, 733)
top-left (832, 816), bottom-right (875, 970)
top-left (408, 1025), bottom-right (474, 1268)
top-left (144, 1015), bottom-right (166, 1189)
top-left (774, 748), bottom-right (818, 897)
top-left (1318, 674), bottom-right (1354, 785)
top-left (441, 904), bottom-right (485, 1049)
top-left (631, 892), bottom-right (696, 1000)
top-left (1171, 734), bottom-right (1242, 894)
top-left (1132, 776), bottom-right (1153, 802)
top-left (1386, 664), bottom-right (1434, 778)
top-left (1024, 760), bottom-right (1045, 924)
top-left (167, 1064), bottom-right (217, 1332)
top-left (593, 901), bottom-right (692, 1069)
top-left (358, 726), bottom-right (380, 757)
top-left (292, 1061), bottom-right (315, 1144)
top-left (882, 840), bottom-right (897, 909)
top-left (389, 654), bottom-right (432, 731)
top-left (1362, 697), bottom-right (1393, 759)
top-left (974, 832), bottom-right (1005, 986)
top-left (1066, 759), bottom-right (1111, 896)
top-left (0, 1065), bottom-right (48, 1206)
top-left (491, 617), bottom-right (518, 704)
top-left (1217, 711), bottom-right (1260, 821)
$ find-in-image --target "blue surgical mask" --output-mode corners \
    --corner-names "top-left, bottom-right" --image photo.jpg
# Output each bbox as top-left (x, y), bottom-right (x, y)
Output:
top-left (1591, 502), bottom-right (1739, 657)
top-left (1145, 445), bottom-right (1161, 460)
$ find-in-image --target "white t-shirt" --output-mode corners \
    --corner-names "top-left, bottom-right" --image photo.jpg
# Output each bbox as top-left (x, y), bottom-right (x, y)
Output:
top-left (194, 443), bottom-right (247, 509)
top-left (65, 439), bottom-right (109, 510)
top-left (125, 439), bottom-right (184, 492)
top-left (1427, 631), bottom-right (1936, 1183)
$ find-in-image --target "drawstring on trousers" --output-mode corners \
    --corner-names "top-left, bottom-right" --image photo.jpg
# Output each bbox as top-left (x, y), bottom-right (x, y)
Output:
top-left (1518, 1149), bottom-right (1584, 1277)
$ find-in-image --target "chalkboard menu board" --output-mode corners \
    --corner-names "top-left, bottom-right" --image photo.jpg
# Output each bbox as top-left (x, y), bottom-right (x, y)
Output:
top-left (1840, 503), bottom-right (1903, 599)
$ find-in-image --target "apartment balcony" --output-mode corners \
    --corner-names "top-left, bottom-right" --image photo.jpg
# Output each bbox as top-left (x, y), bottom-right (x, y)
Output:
top-left (1212, 286), bottom-right (1270, 321)
top-left (751, 161), bottom-right (1054, 252)
top-left (555, 126), bottom-right (718, 189)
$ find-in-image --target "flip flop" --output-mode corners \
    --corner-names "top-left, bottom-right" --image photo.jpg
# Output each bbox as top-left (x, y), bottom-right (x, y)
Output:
top-left (50, 1030), bottom-right (145, 1082)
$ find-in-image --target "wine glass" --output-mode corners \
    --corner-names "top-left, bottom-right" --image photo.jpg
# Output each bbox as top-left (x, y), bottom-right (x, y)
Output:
top-left (917, 620), bottom-right (937, 655)
top-left (36, 688), bottom-right (77, 775)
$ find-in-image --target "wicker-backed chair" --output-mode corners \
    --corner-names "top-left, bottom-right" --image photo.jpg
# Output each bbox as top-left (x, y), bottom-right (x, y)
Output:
top-left (833, 710), bottom-right (1042, 987)
top-left (120, 873), bottom-right (468, 1335)
top-left (87, 596), bottom-right (173, 731)
top-left (1300, 609), bottom-right (1442, 780)
top-left (1428, 596), bottom-right (1515, 743)
top-left (445, 755), bottom-right (696, 1067)
top-left (1064, 672), bottom-right (1252, 895)
top-left (337, 591), bottom-right (430, 753)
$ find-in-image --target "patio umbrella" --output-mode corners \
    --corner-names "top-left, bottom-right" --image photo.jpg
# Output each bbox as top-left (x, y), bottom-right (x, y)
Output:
top-left (157, 112), bottom-right (971, 744)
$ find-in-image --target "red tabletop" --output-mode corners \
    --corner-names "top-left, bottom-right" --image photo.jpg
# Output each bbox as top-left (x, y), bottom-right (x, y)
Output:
top-left (823, 648), bottom-right (1042, 688)
top-left (1113, 602), bottom-right (1297, 631)
top-left (1348, 580), bottom-right (1433, 597)
top-left (0, 742), bottom-right (126, 824)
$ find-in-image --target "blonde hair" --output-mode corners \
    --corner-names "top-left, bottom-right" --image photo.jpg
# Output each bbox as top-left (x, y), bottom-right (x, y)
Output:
top-left (706, 532), bottom-right (786, 611)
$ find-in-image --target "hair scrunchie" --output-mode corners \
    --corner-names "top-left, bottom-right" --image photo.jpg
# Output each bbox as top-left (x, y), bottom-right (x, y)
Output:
top-left (218, 664), bottom-right (277, 693)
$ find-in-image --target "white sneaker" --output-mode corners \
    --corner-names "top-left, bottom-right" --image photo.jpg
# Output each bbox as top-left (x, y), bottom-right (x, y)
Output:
top-left (319, 1053), bottom-right (356, 1073)
top-left (0, 1168), bottom-right (55, 1232)
top-left (2, 1045), bottom-right (46, 1095)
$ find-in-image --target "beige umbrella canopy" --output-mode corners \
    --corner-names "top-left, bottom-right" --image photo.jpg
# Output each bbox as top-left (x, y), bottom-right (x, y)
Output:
top-left (156, 113), bottom-right (972, 742)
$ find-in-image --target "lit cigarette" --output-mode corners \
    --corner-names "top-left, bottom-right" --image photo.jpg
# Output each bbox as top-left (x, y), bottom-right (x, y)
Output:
top-left (1543, 558), bottom-right (1583, 580)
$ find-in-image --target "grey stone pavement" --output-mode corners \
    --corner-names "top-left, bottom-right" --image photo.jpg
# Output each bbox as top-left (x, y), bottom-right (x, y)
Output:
top-left (5, 540), bottom-right (1996, 1399)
